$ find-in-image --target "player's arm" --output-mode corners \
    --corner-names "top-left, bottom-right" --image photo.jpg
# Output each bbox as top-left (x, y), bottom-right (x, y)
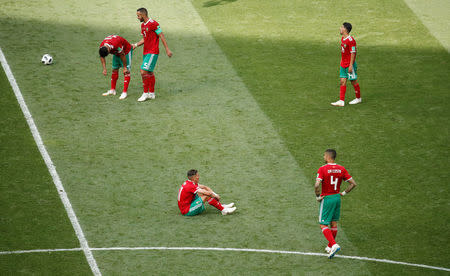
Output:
top-left (348, 43), bottom-right (357, 73)
top-left (118, 52), bottom-right (129, 75)
top-left (314, 179), bottom-right (323, 202)
top-left (158, 32), bottom-right (173, 57)
top-left (198, 185), bottom-right (220, 200)
top-left (348, 53), bottom-right (356, 73)
top-left (341, 178), bottom-right (357, 196)
top-left (132, 38), bottom-right (144, 49)
top-left (100, 56), bottom-right (107, 76)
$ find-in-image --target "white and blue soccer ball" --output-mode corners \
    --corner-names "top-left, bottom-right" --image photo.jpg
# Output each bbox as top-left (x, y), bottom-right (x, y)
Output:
top-left (41, 54), bottom-right (53, 65)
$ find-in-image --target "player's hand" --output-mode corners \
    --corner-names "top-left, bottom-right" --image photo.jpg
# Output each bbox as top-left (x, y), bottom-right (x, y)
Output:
top-left (316, 196), bottom-right (323, 202)
top-left (102, 69), bottom-right (107, 76)
top-left (132, 43), bottom-right (137, 50)
top-left (123, 68), bottom-right (130, 75)
top-left (348, 65), bottom-right (353, 73)
top-left (166, 49), bottom-right (173, 58)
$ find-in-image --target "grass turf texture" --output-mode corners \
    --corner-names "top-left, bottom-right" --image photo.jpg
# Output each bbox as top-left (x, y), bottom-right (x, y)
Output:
top-left (0, 61), bottom-right (91, 273)
top-left (0, 0), bottom-right (449, 274)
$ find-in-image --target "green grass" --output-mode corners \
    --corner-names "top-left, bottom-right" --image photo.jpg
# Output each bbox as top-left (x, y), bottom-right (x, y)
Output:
top-left (0, 0), bottom-right (449, 274)
top-left (0, 58), bottom-right (91, 273)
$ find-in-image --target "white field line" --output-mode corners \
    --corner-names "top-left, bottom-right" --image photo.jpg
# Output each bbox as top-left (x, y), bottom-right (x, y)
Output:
top-left (0, 47), bottom-right (101, 276)
top-left (1, 246), bottom-right (449, 272)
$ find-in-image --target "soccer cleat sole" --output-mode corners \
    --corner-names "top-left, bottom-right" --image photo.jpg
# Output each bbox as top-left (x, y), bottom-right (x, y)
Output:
top-left (328, 247), bottom-right (340, 259)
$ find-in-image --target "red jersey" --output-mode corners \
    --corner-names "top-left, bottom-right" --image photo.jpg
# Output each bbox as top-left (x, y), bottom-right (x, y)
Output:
top-left (141, 18), bottom-right (162, 55)
top-left (177, 180), bottom-right (199, 215)
top-left (316, 163), bottom-right (352, 196)
top-left (100, 35), bottom-right (131, 56)
top-left (340, 35), bottom-right (356, 68)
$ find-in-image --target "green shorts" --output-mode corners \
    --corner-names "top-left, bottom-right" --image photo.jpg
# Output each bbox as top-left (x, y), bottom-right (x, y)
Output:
top-left (141, 54), bottom-right (159, 72)
top-left (184, 194), bottom-right (206, 216)
top-left (318, 193), bottom-right (341, 225)
top-left (112, 50), bottom-right (133, 70)
top-left (339, 62), bottom-right (357, 80)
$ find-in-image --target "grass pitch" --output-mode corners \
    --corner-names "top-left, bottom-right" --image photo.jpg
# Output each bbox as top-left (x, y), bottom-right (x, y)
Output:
top-left (1, 0), bottom-right (449, 274)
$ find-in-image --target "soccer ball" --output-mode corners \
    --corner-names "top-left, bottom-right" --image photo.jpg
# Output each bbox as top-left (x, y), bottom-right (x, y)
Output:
top-left (41, 54), bottom-right (53, 65)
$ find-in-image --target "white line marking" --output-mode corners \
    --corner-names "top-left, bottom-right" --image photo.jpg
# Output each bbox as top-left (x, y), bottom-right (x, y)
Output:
top-left (0, 248), bottom-right (82, 255)
top-left (1, 246), bottom-right (448, 272)
top-left (0, 47), bottom-right (102, 276)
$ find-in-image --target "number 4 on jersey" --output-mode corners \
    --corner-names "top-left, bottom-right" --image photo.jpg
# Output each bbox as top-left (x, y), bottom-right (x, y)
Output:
top-left (330, 176), bottom-right (338, 191)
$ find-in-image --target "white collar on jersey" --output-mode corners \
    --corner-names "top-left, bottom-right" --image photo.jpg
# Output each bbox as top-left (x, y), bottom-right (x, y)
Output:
top-left (143, 18), bottom-right (153, 25)
top-left (327, 163), bottom-right (336, 165)
top-left (343, 35), bottom-right (352, 41)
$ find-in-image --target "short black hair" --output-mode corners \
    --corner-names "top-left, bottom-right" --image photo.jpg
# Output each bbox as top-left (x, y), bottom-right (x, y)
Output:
top-left (187, 169), bottom-right (198, 178)
top-left (325, 149), bottom-right (337, 160)
top-left (99, 46), bottom-right (109, 57)
top-left (137, 7), bottom-right (148, 16)
top-left (343, 22), bottom-right (352, 33)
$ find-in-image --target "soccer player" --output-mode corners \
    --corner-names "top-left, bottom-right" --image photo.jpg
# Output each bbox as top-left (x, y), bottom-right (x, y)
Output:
top-left (331, 22), bottom-right (362, 107)
top-left (178, 169), bottom-right (236, 216)
top-left (132, 7), bottom-right (173, 102)
top-left (99, 35), bottom-right (133, 100)
top-left (315, 149), bottom-right (357, 258)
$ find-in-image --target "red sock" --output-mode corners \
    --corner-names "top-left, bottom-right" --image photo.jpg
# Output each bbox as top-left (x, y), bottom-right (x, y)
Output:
top-left (149, 73), bottom-right (155, 93)
top-left (207, 198), bottom-right (224, 211)
top-left (339, 85), bottom-right (346, 101)
top-left (322, 227), bottom-right (336, 247)
top-left (353, 83), bottom-right (361, 99)
top-left (111, 71), bottom-right (119, 90)
top-left (123, 75), bottom-right (130, 93)
top-left (328, 227), bottom-right (338, 247)
top-left (141, 74), bottom-right (149, 93)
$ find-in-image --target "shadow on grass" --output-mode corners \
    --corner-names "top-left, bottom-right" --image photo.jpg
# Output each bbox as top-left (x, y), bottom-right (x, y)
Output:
top-left (1, 16), bottom-right (449, 270)
top-left (203, 0), bottom-right (238, 8)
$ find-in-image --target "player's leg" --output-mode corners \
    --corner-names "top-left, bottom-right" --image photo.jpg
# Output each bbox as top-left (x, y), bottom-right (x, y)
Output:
top-left (138, 54), bottom-right (158, 102)
top-left (319, 196), bottom-right (337, 247)
top-left (102, 69), bottom-right (119, 96)
top-left (147, 54), bottom-right (158, 98)
top-left (103, 56), bottom-right (121, 96)
top-left (184, 194), bottom-right (206, 216)
top-left (327, 195), bottom-right (341, 258)
top-left (331, 67), bottom-right (348, 106)
top-left (119, 50), bottom-right (133, 100)
top-left (349, 62), bottom-right (361, 104)
top-left (198, 193), bottom-right (236, 215)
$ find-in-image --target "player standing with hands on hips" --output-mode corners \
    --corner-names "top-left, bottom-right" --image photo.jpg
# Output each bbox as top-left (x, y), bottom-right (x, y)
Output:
top-left (331, 22), bottom-right (362, 107)
top-left (315, 149), bottom-right (357, 258)
top-left (132, 7), bottom-right (173, 102)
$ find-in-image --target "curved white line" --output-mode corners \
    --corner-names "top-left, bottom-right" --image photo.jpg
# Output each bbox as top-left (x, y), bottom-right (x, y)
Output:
top-left (1, 247), bottom-right (448, 272)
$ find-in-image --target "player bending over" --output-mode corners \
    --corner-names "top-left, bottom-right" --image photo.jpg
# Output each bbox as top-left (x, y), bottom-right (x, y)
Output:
top-left (315, 149), bottom-right (357, 258)
top-left (132, 7), bottom-right (173, 102)
top-left (99, 35), bottom-right (133, 100)
top-left (178, 169), bottom-right (236, 216)
top-left (331, 22), bottom-right (362, 107)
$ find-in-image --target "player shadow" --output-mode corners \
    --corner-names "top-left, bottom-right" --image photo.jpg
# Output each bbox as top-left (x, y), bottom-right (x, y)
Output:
top-left (203, 0), bottom-right (238, 8)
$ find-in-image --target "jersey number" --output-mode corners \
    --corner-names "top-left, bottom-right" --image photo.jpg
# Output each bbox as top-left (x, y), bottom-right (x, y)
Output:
top-left (330, 176), bottom-right (338, 191)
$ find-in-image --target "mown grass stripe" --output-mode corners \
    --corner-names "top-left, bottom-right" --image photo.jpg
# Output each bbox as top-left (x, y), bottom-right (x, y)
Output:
top-left (0, 47), bottom-right (102, 276)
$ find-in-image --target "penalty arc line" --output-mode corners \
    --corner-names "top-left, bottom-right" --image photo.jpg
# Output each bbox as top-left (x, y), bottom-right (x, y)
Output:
top-left (0, 47), bottom-right (102, 276)
top-left (1, 247), bottom-right (449, 272)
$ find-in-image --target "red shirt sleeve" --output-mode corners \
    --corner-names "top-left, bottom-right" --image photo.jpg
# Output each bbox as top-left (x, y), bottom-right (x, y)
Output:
top-left (343, 168), bottom-right (352, 181)
top-left (350, 39), bottom-right (357, 53)
top-left (317, 167), bottom-right (324, 180)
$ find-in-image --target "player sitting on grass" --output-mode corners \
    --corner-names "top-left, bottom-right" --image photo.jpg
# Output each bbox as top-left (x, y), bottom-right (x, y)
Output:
top-left (178, 169), bottom-right (236, 216)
